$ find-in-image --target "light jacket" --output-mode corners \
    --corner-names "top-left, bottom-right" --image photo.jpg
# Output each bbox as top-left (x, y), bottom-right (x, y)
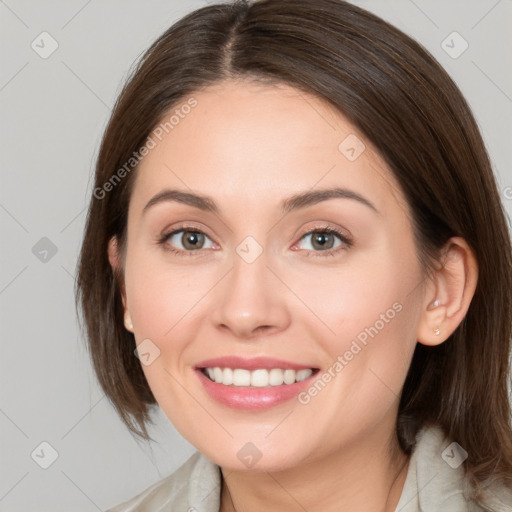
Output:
top-left (106, 425), bottom-right (512, 511)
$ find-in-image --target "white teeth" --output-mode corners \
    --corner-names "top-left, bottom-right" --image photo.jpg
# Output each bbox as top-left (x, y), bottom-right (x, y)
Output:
top-left (251, 369), bottom-right (268, 387)
top-left (296, 369), bottom-right (313, 382)
top-left (233, 369), bottom-right (251, 386)
top-left (269, 368), bottom-right (284, 386)
top-left (283, 369), bottom-right (296, 385)
top-left (203, 367), bottom-right (314, 387)
top-left (213, 367), bottom-right (223, 383)
top-left (223, 367), bottom-right (233, 385)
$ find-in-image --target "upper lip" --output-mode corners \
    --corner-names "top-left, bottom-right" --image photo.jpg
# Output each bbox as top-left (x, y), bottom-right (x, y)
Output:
top-left (195, 356), bottom-right (317, 371)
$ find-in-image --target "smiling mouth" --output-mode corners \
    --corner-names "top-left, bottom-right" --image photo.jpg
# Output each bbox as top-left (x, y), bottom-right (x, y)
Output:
top-left (200, 367), bottom-right (320, 387)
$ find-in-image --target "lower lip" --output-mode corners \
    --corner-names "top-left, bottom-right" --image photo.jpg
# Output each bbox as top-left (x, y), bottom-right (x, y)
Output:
top-left (195, 369), bottom-right (317, 410)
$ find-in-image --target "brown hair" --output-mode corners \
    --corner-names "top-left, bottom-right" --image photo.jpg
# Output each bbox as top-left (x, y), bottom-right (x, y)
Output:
top-left (75, 0), bottom-right (512, 507)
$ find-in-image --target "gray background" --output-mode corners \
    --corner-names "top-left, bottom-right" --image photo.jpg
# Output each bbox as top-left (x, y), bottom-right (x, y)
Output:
top-left (1, 1), bottom-right (511, 510)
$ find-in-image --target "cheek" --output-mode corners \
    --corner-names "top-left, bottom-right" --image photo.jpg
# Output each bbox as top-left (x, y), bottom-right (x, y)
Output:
top-left (292, 249), bottom-right (419, 344)
top-left (294, 300), bottom-right (418, 448)
top-left (296, 249), bottom-right (421, 404)
top-left (125, 247), bottom-right (208, 337)
top-left (124, 251), bottom-right (218, 393)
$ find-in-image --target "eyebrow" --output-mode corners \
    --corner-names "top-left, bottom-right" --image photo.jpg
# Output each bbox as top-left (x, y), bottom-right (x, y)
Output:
top-left (142, 187), bottom-right (379, 216)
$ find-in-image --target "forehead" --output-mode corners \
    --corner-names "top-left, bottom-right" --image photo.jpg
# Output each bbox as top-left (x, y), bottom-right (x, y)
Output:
top-left (130, 79), bottom-right (407, 219)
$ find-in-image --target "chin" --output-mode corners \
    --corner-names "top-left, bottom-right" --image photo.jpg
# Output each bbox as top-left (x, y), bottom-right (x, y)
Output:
top-left (198, 439), bottom-right (307, 473)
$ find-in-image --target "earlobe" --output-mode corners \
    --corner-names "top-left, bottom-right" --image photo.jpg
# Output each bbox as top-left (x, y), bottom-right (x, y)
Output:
top-left (416, 237), bottom-right (478, 347)
top-left (124, 311), bottom-right (134, 332)
top-left (417, 300), bottom-right (446, 346)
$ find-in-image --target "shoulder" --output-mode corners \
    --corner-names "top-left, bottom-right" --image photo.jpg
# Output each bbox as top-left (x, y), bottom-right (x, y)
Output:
top-left (105, 451), bottom-right (222, 512)
top-left (395, 424), bottom-right (512, 512)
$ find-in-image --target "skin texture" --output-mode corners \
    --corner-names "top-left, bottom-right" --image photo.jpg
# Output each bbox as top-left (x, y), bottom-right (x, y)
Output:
top-left (108, 79), bottom-right (478, 512)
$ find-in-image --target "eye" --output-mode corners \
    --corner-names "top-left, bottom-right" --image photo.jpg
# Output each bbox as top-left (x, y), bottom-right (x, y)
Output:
top-left (158, 226), bottom-right (216, 256)
top-left (293, 226), bottom-right (352, 257)
top-left (158, 224), bottom-right (352, 258)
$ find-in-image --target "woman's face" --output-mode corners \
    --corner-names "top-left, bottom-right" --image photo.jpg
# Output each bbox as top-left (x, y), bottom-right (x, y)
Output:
top-left (112, 79), bottom-right (428, 471)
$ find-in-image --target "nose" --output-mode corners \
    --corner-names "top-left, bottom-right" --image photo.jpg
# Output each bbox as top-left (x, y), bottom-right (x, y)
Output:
top-left (211, 248), bottom-right (291, 340)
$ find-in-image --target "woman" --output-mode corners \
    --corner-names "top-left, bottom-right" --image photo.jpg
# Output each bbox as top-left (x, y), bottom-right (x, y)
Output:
top-left (75, 0), bottom-right (512, 510)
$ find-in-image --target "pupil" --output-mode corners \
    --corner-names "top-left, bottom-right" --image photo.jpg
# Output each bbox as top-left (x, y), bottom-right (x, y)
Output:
top-left (313, 233), bottom-right (333, 250)
top-left (183, 231), bottom-right (203, 250)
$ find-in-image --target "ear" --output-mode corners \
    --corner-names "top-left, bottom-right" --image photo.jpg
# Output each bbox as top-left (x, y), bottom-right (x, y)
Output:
top-left (416, 237), bottom-right (478, 346)
top-left (108, 236), bottom-right (133, 332)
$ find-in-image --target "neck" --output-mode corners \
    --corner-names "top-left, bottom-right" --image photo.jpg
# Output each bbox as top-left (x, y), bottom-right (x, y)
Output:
top-left (219, 424), bottom-right (410, 512)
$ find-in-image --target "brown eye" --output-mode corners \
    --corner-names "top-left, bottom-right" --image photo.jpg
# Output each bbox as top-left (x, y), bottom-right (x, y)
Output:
top-left (309, 232), bottom-right (337, 250)
top-left (160, 228), bottom-right (216, 253)
top-left (180, 231), bottom-right (205, 250)
top-left (296, 227), bottom-right (352, 254)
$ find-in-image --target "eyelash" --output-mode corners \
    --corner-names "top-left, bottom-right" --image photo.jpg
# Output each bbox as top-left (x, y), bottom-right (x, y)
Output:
top-left (157, 224), bottom-right (353, 258)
